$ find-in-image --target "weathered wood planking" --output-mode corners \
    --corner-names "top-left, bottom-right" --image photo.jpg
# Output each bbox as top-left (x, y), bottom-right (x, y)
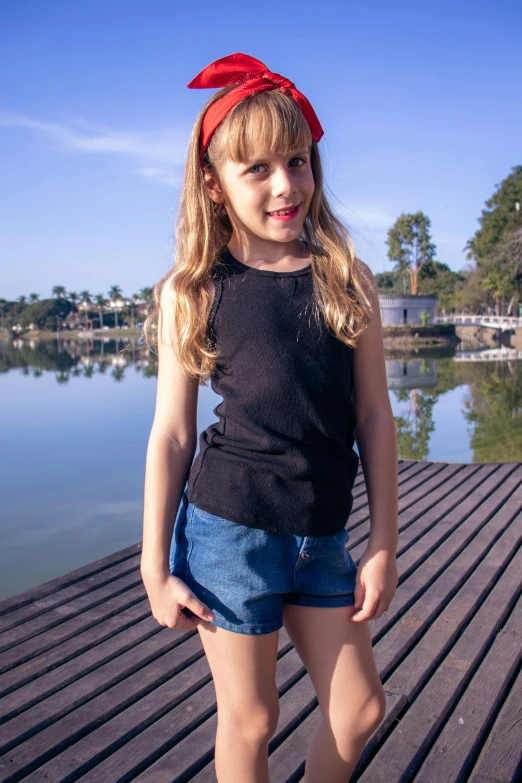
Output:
top-left (0, 459), bottom-right (520, 783)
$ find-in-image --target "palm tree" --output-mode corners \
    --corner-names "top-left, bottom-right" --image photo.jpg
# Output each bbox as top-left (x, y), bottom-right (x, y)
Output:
top-left (108, 285), bottom-right (123, 328)
top-left (94, 293), bottom-right (106, 329)
top-left (129, 292), bottom-right (144, 329)
top-left (17, 295), bottom-right (27, 306)
top-left (52, 285), bottom-right (67, 299)
top-left (140, 286), bottom-right (154, 302)
top-left (79, 290), bottom-right (92, 330)
top-left (68, 291), bottom-right (79, 329)
top-left (29, 293), bottom-right (40, 303)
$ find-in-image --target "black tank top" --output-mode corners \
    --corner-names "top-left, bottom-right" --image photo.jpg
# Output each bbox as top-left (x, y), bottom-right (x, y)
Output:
top-left (186, 247), bottom-right (360, 536)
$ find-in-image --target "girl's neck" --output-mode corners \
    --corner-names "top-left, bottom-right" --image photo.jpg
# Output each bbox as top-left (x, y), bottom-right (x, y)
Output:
top-left (226, 235), bottom-right (309, 267)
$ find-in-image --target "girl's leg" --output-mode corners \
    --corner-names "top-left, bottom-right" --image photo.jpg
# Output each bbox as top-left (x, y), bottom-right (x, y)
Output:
top-left (282, 604), bottom-right (386, 783)
top-left (197, 621), bottom-right (280, 783)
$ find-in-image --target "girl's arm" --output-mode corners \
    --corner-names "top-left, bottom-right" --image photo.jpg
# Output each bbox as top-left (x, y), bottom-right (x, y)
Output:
top-left (351, 264), bottom-right (399, 621)
top-left (141, 282), bottom-right (200, 579)
top-left (140, 282), bottom-right (215, 630)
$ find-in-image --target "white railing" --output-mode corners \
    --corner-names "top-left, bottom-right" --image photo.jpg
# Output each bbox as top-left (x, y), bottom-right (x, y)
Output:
top-left (454, 347), bottom-right (522, 361)
top-left (435, 315), bottom-right (522, 331)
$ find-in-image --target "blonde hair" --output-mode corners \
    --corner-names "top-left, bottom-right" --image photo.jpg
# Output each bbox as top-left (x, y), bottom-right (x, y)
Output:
top-left (142, 86), bottom-right (374, 382)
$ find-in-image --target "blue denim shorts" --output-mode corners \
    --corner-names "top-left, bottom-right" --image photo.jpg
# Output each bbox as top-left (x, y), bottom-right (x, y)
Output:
top-left (169, 489), bottom-right (358, 635)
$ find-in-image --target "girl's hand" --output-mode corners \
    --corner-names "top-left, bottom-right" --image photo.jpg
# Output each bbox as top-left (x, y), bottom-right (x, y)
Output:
top-left (350, 544), bottom-right (398, 622)
top-left (142, 571), bottom-right (216, 631)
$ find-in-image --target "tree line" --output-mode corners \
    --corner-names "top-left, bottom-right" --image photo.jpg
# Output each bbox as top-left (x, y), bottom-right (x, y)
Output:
top-left (376, 164), bottom-right (522, 316)
top-left (0, 284), bottom-right (154, 333)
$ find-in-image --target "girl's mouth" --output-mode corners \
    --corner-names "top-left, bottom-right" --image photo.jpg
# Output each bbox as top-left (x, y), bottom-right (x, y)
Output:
top-left (266, 203), bottom-right (301, 221)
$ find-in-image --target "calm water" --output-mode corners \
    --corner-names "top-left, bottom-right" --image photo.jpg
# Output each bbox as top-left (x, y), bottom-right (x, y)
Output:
top-left (2, 336), bottom-right (522, 600)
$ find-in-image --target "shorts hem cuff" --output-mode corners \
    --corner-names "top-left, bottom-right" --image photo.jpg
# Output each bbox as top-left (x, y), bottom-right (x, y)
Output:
top-left (209, 616), bottom-right (283, 635)
top-left (284, 596), bottom-right (355, 608)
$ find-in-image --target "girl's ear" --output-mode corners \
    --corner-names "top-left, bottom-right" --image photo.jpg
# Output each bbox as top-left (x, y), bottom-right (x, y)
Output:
top-left (203, 167), bottom-right (224, 205)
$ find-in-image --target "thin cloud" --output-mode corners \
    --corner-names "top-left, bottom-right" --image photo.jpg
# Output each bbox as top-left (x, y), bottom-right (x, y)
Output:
top-left (136, 166), bottom-right (176, 185)
top-left (0, 110), bottom-right (188, 181)
top-left (339, 204), bottom-right (397, 233)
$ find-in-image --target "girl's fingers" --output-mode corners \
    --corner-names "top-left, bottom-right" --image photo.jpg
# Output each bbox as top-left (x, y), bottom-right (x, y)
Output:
top-left (351, 590), bottom-right (380, 622)
top-left (353, 580), bottom-right (365, 611)
top-left (371, 598), bottom-right (389, 620)
top-left (183, 595), bottom-right (215, 623)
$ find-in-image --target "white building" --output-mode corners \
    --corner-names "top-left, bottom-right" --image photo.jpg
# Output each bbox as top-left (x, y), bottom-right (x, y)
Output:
top-left (377, 293), bottom-right (438, 326)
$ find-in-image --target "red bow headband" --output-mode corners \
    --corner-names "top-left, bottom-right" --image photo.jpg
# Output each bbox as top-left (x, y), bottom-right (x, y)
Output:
top-left (187, 52), bottom-right (324, 167)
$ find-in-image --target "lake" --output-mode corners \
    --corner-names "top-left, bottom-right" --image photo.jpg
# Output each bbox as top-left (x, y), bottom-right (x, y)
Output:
top-left (2, 335), bottom-right (521, 600)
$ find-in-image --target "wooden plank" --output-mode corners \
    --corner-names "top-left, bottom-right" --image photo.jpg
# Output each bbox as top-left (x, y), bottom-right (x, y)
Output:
top-left (0, 554), bottom-right (142, 637)
top-left (376, 504), bottom-right (522, 692)
top-left (356, 544), bottom-right (522, 781)
top-left (348, 454), bottom-right (420, 527)
top-left (349, 458), bottom-right (440, 525)
top-left (0, 629), bottom-right (204, 768)
top-left (0, 602), bottom-right (154, 700)
top-left (138, 650), bottom-right (317, 783)
top-left (0, 579), bottom-right (146, 672)
top-left (366, 462), bottom-right (520, 641)
top-left (414, 594), bottom-right (522, 782)
top-left (350, 463), bottom-right (491, 556)
top-left (267, 690), bottom-right (407, 783)
top-left (348, 461), bottom-right (460, 539)
top-left (52, 636), bottom-right (297, 783)
top-left (468, 665), bottom-right (522, 783)
top-left (0, 543), bottom-right (141, 618)
top-left (372, 467), bottom-right (522, 677)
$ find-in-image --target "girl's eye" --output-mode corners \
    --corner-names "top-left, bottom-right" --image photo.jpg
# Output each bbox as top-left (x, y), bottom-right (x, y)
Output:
top-left (248, 164), bottom-right (267, 175)
top-left (247, 157), bottom-right (306, 175)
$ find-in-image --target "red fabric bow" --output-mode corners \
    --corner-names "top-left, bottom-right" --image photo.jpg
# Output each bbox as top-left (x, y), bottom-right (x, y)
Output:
top-left (187, 52), bottom-right (324, 166)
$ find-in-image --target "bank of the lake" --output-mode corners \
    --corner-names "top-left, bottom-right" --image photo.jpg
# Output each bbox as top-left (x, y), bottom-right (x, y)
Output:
top-left (382, 324), bottom-right (460, 349)
top-left (4, 324), bottom-right (461, 347)
top-left (2, 327), bottom-right (141, 341)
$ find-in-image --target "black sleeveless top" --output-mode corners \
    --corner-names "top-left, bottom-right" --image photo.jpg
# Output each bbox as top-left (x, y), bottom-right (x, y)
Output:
top-left (186, 247), bottom-right (360, 536)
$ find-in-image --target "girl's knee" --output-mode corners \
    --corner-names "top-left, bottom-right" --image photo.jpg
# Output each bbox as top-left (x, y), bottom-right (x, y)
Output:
top-left (219, 700), bottom-right (280, 744)
top-left (365, 689), bottom-right (387, 733)
top-left (330, 690), bottom-right (386, 745)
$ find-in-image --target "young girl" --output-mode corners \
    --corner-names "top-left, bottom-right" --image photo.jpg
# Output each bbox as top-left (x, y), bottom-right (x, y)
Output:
top-left (140, 52), bottom-right (399, 783)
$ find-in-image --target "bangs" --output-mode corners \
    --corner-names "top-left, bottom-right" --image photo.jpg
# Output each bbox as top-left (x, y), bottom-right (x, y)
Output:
top-left (210, 90), bottom-right (313, 164)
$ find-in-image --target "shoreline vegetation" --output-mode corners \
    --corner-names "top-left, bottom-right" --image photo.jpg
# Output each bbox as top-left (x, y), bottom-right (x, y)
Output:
top-left (1, 324), bottom-right (460, 346)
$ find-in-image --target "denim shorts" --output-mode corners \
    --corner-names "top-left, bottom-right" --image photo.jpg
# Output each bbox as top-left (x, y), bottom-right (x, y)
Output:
top-left (169, 489), bottom-right (358, 635)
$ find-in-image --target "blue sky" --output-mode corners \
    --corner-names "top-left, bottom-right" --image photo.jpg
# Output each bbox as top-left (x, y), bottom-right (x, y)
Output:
top-left (1, 0), bottom-right (520, 301)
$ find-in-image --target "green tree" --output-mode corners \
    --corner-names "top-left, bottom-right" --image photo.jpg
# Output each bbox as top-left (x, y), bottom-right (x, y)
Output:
top-left (52, 285), bottom-right (67, 299)
top-left (94, 293), bottom-right (106, 329)
top-left (465, 166), bottom-right (522, 263)
top-left (18, 298), bottom-right (73, 331)
top-left (108, 285), bottom-right (123, 328)
top-left (79, 290), bottom-right (92, 329)
top-left (386, 212), bottom-right (437, 295)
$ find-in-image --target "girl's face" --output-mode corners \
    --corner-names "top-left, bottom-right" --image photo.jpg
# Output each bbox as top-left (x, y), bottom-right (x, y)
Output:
top-left (206, 144), bottom-right (315, 249)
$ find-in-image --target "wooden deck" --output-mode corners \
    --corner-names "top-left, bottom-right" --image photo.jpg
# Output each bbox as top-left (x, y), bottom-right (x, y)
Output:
top-left (0, 459), bottom-right (521, 782)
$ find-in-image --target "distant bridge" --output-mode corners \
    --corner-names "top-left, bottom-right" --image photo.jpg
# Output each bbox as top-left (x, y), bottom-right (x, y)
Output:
top-left (435, 314), bottom-right (522, 332)
top-left (454, 347), bottom-right (522, 361)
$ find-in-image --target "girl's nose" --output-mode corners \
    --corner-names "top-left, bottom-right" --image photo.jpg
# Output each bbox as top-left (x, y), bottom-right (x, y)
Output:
top-left (271, 167), bottom-right (296, 198)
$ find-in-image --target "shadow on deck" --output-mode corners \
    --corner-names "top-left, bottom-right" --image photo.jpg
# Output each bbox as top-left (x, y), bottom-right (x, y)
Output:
top-left (0, 459), bottom-right (521, 782)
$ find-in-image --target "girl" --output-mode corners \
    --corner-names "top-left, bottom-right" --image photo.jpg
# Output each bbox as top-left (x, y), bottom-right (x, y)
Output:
top-left (140, 52), bottom-right (399, 783)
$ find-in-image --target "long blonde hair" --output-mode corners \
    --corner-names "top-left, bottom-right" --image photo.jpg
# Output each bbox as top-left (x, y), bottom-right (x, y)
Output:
top-left (142, 86), bottom-right (374, 382)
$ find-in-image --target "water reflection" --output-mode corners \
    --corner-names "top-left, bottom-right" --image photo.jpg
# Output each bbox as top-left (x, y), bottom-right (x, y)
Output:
top-left (2, 337), bottom-right (522, 464)
top-left (0, 336), bottom-right (157, 382)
